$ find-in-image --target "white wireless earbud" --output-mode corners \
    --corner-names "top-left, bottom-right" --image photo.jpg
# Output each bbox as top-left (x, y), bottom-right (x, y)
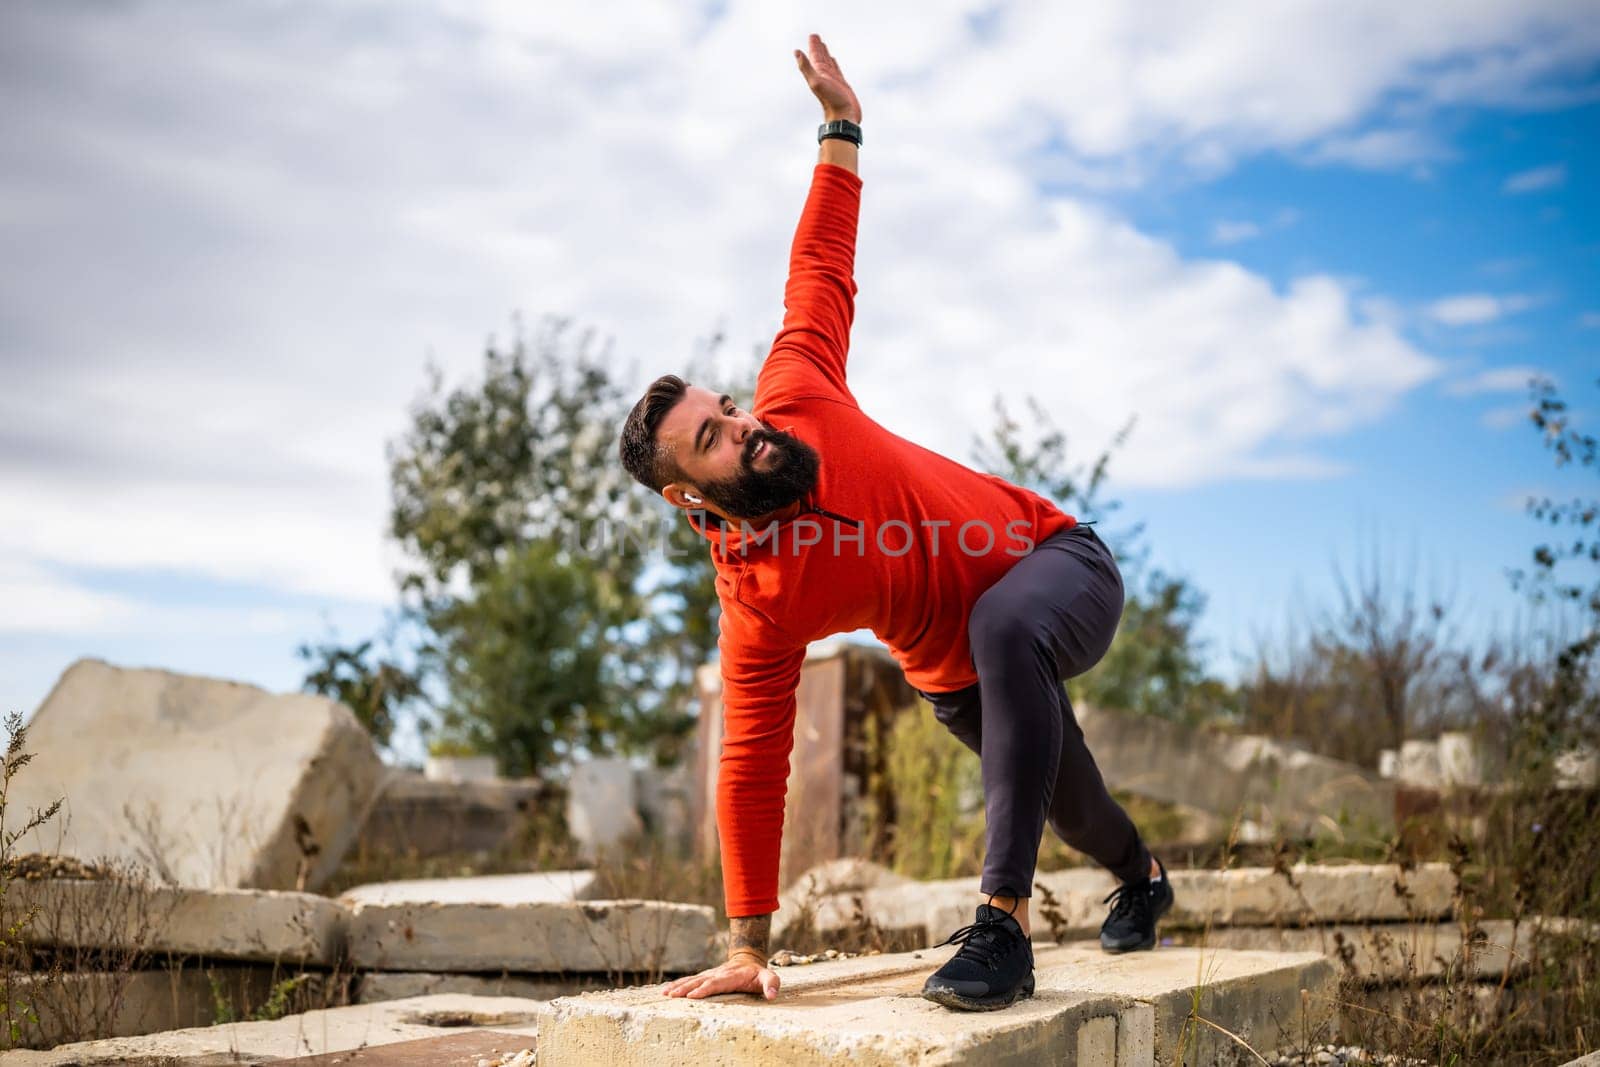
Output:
top-left (687, 494), bottom-right (701, 504)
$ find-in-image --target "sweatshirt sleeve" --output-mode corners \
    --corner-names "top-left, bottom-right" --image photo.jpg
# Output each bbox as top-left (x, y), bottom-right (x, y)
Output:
top-left (715, 602), bottom-right (807, 917)
top-left (756, 163), bottom-right (863, 410)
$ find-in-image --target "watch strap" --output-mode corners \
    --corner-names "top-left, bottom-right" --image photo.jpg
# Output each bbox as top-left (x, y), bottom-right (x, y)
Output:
top-left (817, 119), bottom-right (863, 147)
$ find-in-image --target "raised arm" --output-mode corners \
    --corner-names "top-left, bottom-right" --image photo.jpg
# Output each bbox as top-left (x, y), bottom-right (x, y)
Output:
top-left (757, 35), bottom-right (864, 407)
top-left (795, 34), bottom-right (860, 176)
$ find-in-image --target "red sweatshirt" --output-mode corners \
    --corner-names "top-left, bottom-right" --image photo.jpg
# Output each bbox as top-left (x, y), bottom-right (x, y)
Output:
top-left (697, 163), bottom-right (1075, 917)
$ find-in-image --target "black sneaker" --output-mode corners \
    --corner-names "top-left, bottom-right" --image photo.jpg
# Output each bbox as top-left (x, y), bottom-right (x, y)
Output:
top-left (920, 903), bottom-right (1035, 1012)
top-left (1099, 857), bottom-right (1174, 953)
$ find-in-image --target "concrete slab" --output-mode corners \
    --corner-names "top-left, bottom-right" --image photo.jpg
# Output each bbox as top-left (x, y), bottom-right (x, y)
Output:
top-left (11, 966), bottom-right (276, 1048)
top-left (1170, 919), bottom-right (1535, 981)
top-left (788, 863), bottom-right (1457, 949)
top-left (10, 659), bottom-right (384, 890)
top-left (0, 994), bottom-right (544, 1066)
top-left (1074, 702), bottom-right (1395, 831)
top-left (536, 941), bottom-right (1336, 1066)
top-left (345, 898), bottom-right (715, 974)
top-left (279, 1031), bottom-right (534, 1065)
top-left (356, 971), bottom-right (610, 1004)
top-left (355, 772), bottom-right (549, 861)
top-left (13, 878), bottom-right (345, 965)
top-left (339, 870), bottom-right (598, 907)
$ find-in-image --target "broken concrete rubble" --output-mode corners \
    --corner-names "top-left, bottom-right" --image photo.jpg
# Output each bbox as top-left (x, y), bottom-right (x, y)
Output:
top-left (343, 898), bottom-right (716, 974)
top-left (536, 941), bottom-right (1336, 1066)
top-left (11, 659), bottom-right (384, 891)
top-left (12, 878), bottom-right (344, 965)
top-left (1, 994), bottom-right (545, 1065)
top-left (779, 862), bottom-right (1457, 948)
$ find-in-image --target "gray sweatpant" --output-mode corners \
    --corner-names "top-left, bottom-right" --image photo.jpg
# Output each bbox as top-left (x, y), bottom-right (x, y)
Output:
top-left (915, 522), bottom-right (1152, 897)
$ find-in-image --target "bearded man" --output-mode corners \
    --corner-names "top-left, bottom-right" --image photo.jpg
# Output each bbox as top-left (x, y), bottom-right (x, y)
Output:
top-left (620, 34), bottom-right (1173, 1013)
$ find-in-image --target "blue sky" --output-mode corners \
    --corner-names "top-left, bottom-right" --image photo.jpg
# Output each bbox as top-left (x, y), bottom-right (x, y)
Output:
top-left (1, 2), bottom-right (1597, 746)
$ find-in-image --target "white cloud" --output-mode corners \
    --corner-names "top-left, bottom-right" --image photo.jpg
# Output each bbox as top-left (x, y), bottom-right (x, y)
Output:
top-left (1304, 127), bottom-right (1449, 171)
top-left (1427, 292), bottom-right (1536, 325)
top-left (1, 0), bottom-right (1591, 639)
top-left (1446, 365), bottom-right (1546, 395)
top-left (1482, 404), bottom-right (1533, 430)
top-left (1503, 162), bottom-right (1568, 193)
top-left (0, 560), bottom-right (299, 636)
top-left (1579, 312), bottom-right (1600, 329)
top-left (1210, 219), bottom-right (1262, 245)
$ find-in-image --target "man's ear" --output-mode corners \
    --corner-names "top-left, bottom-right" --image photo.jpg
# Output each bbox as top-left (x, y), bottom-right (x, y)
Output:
top-left (661, 482), bottom-right (704, 511)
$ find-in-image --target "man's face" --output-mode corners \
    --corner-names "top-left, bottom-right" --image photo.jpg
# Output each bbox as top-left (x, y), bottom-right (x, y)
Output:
top-left (656, 384), bottom-right (819, 520)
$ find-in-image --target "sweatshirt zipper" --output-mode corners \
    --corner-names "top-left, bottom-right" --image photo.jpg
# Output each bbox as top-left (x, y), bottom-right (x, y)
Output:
top-left (805, 505), bottom-right (863, 529)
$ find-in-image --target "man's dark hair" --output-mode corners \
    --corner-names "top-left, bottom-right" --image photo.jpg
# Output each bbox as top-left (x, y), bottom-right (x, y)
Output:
top-left (619, 373), bottom-right (689, 492)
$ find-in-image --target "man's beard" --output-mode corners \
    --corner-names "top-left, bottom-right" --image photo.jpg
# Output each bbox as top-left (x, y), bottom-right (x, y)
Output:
top-left (698, 424), bottom-right (820, 520)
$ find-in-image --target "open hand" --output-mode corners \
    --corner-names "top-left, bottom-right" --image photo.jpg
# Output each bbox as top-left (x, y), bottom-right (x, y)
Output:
top-left (661, 957), bottom-right (781, 1001)
top-left (794, 33), bottom-right (861, 124)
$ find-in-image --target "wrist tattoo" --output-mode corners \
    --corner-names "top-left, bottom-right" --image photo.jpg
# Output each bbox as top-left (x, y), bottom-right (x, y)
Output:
top-left (728, 914), bottom-right (772, 961)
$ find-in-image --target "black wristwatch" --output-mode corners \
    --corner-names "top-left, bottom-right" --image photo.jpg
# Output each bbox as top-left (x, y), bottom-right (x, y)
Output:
top-left (817, 119), bottom-right (863, 147)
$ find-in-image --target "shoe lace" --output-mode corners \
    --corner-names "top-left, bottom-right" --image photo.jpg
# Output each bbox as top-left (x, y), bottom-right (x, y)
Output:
top-left (1103, 880), bottom-right (1153, 924)
top-left (932, 914), bottom-right (1014, 971)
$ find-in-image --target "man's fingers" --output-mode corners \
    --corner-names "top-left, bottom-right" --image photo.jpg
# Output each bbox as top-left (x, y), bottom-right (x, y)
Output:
top-left (686, 974), bottom-right (740, 999)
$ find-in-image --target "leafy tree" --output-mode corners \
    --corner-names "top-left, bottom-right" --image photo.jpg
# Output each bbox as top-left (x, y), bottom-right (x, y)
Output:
top-left (296, 632), bottom-right (422, 748)
top-left (312, 315), bottom-right (757, 774)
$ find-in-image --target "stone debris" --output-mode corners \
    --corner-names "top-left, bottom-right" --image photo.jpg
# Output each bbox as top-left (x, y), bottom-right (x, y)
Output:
top-left (1270, 1044), bottom-right (1426, 1066)
top-left (537, 941), bottom-right (1336, 1066)
top-left (339, 870), bottom-right (598, 907)
top-left (3, 994), bottom-right (545, 1065)
top-left (481, 1051), bottom-right (536, 1067)
top-left (767, 947), bottom-right (879, 966)
top-left (13, 878), bottom-right (346, 965)
top-left (567, 756), bottom-right (643, 860)
top-left (1074, 701), bottom-right (1396, 831)
top-left (10, 658), bottom-right (385, 891)
top-left (786, 862), bottom-right (1460, 949)
top-left (344, 897), bottom-right (716, 974)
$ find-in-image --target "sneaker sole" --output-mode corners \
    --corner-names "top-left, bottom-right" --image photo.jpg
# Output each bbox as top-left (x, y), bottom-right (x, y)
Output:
top-left (921, 974), bottom-right (1035, 1012)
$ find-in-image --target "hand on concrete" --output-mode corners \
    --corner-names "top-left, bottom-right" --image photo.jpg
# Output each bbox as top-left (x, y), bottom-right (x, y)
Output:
top-left (661, 958), bottom-right (781, 1001)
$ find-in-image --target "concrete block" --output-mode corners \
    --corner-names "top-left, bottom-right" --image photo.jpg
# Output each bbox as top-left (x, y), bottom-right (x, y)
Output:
top-left (793, 864), bottom-right (1457, 948)
top-left (10, 659), bottom-right (383, 890)
top-left (1036, 944), bottom-right (1338, 1064)
top-left (1437, 732), bottom-right (1482, 786)
top-left (567, 757), bottom-right (643, 859)
top-left (535, 942), bottom-right (1334, 1067)
top-left (1074, 703), bottom-right (1395, 831)
top-left (3, 994), bottom-right (544, 1065)
top-left (1118, 1001), bottom-right (1156, 1067)
top-left (354, 771), bottom-right (548, 860)
top-left (13, 878), bottom-right (344, 965)
top-left (345, 898), bottom-right (715, 974)
top-left (1165, 862), bottom-right (1457, 926)
top-left (1398, 739), bottom-right (1442, 787)
top-left (10, 966), bottom-right (277, 1048)
top-left (1078, 1014), bottom-right (1118, 1066)
top-left (339, 870), bottom-right (598, 907)
top-left (423, 755), bottom-right (499, 782)
top-left (1173, 919), bottom-right (1554, 982)
top-left (356, 971), bottom-right (608, 1004)
top-left (1556, 745), bottom-right (1599, 788)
